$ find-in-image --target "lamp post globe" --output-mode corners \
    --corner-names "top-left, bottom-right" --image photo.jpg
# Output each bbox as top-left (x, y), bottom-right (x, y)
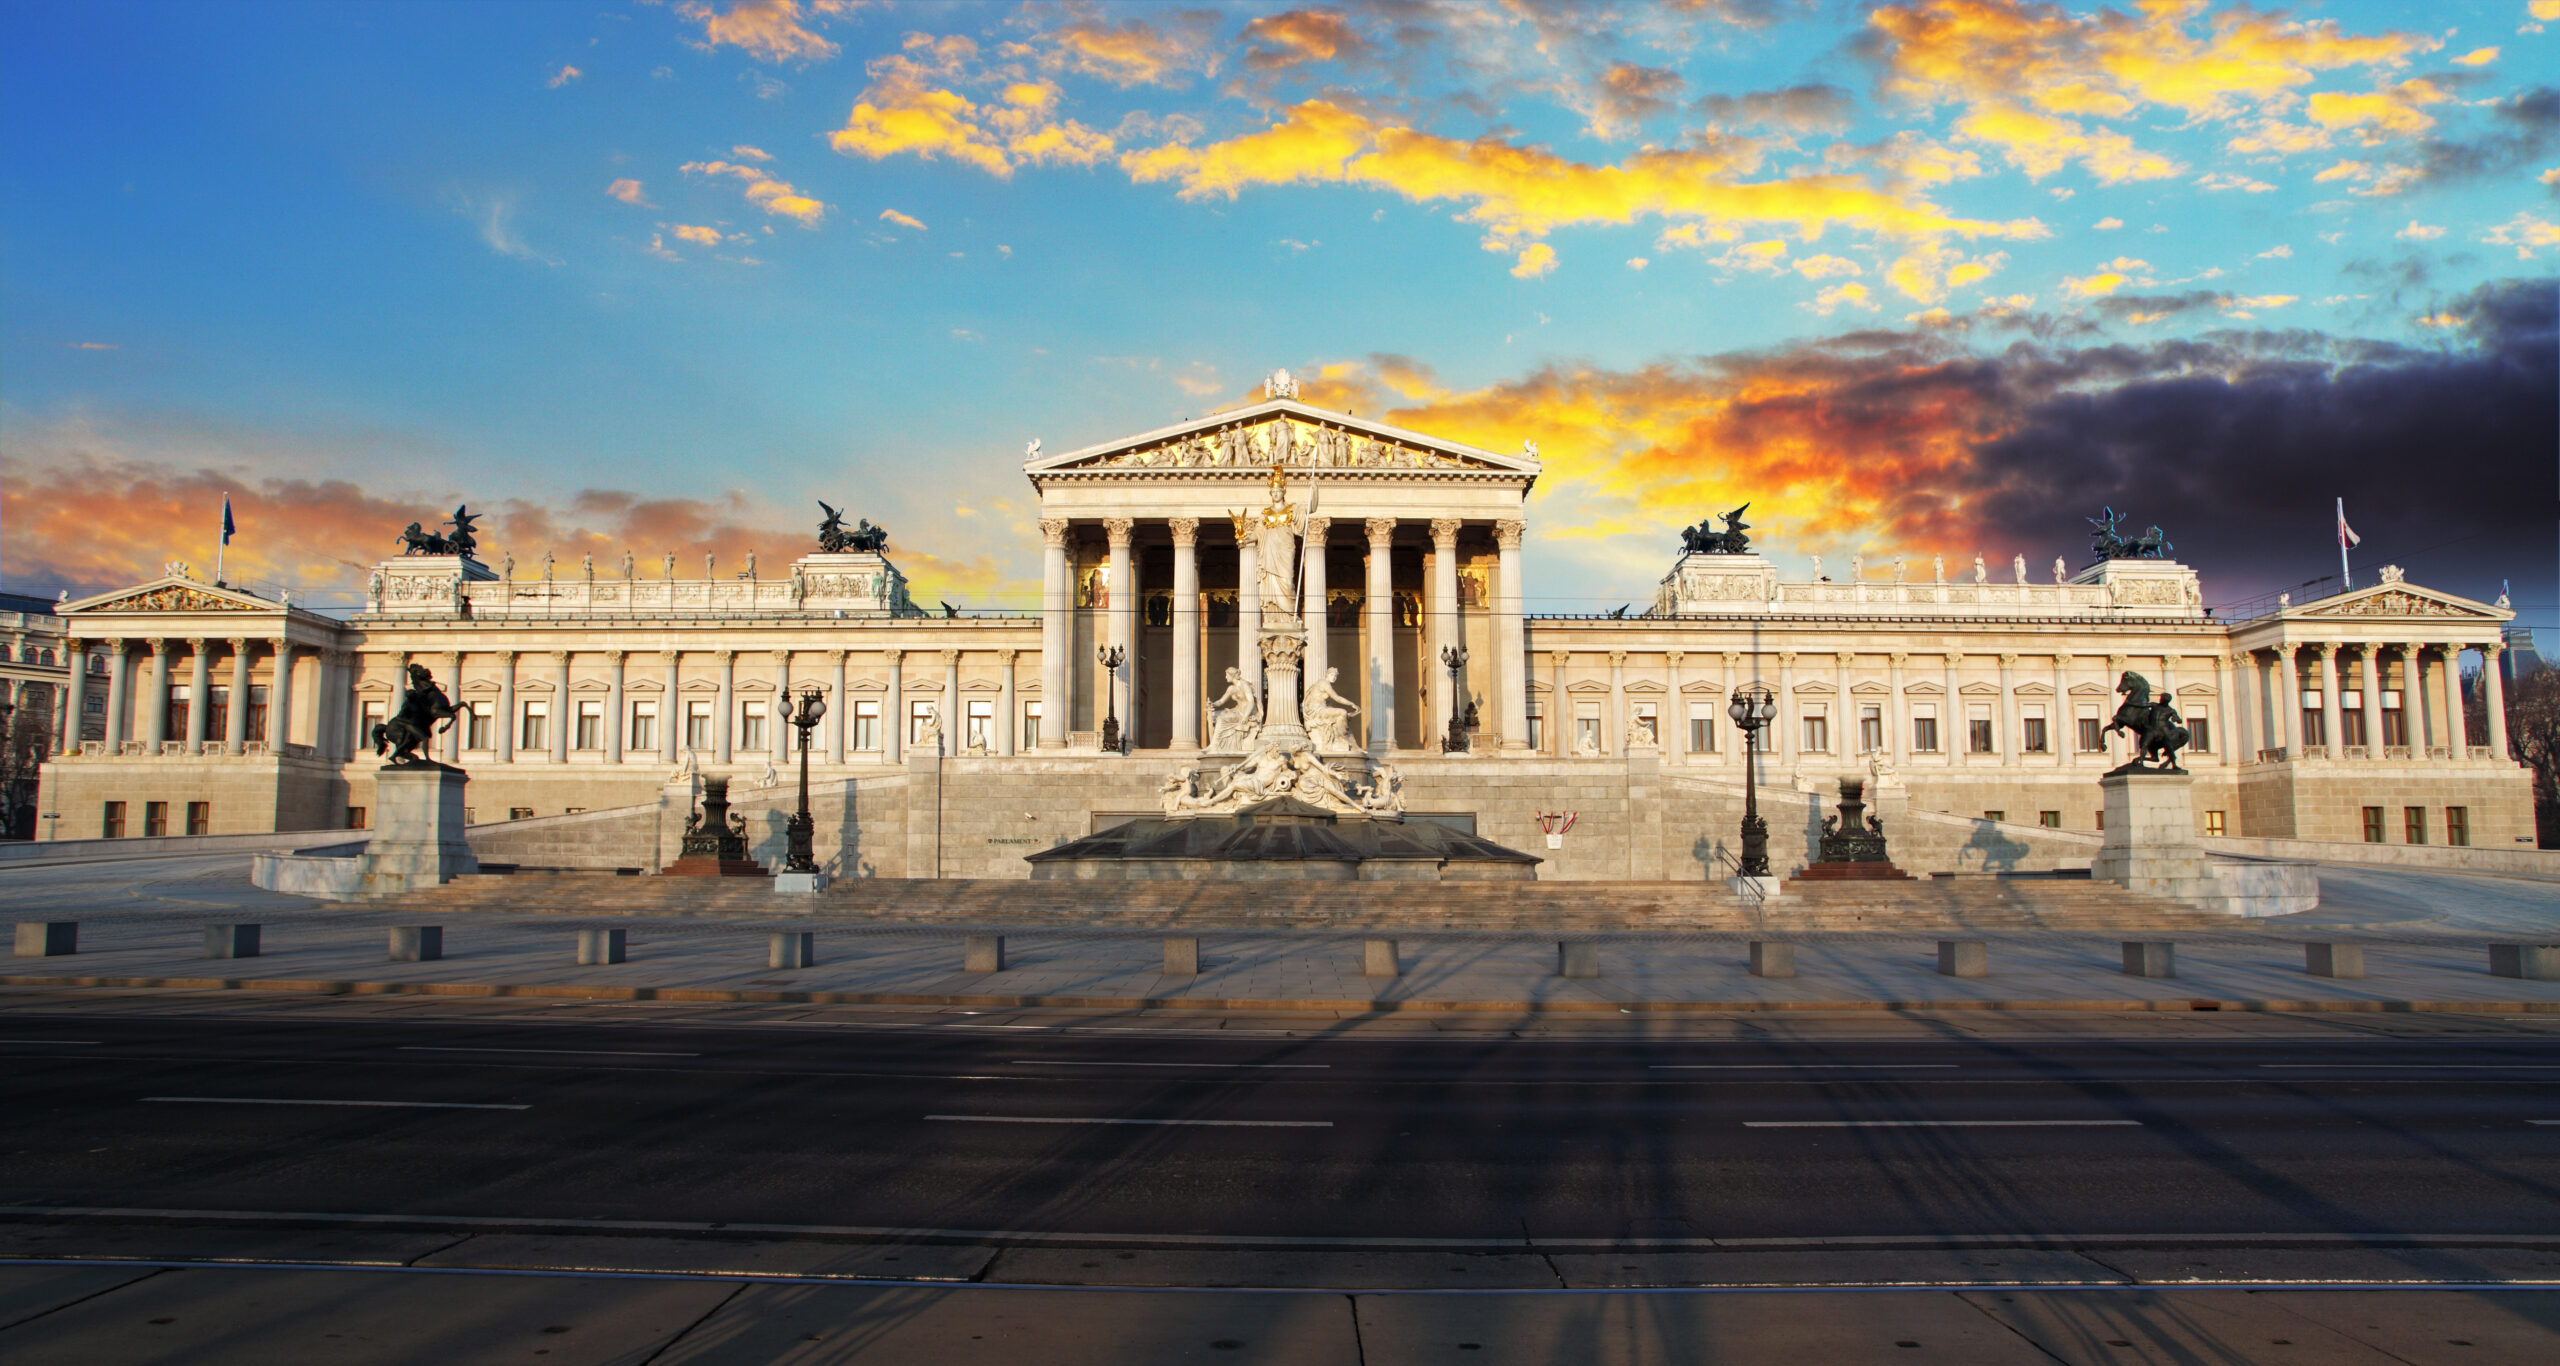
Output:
top-left (1439, 644), bottom-right (1470, 754)
top-left (1097, 645), bottom-right (1126, 754)
top-left (1728, 682), bottom-right (1776, 878)
top-left (783, 684), bottom-right (826, 874)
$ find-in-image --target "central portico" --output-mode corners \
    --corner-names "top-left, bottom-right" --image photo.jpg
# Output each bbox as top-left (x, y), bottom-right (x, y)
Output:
top-left (1024, 375), bottom-right (1539, 756)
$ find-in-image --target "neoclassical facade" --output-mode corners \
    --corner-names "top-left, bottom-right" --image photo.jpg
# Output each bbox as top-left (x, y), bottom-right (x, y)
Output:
top-left (33, 392), bottom-right (2532, 862)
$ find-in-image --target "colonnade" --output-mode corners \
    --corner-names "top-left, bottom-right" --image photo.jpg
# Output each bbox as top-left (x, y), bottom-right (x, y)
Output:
top-left (2227, 641), bottom-right (2505, 762)
top-left (62, 636), bottom-right (306, 760)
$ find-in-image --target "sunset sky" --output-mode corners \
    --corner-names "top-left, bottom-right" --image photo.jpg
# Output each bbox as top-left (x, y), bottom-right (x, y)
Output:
top-left (3, 0), bottom-right (2553, 622)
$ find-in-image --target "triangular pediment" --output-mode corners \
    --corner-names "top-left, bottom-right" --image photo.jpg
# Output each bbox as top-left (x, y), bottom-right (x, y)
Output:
top-left (1792, 680), bottom-right (1837, 695)
top-left (679, 678), bottom-right (721, 692)
top-left (1624, 679), bottom-right (1668, 695)
top-left (1849, 680), bottom-right (1891, 695)
top-left (2068, 681), bottom-right (2113, 695)
top-left (1024, 399), bottom-right (1538, 478)
top-left (2015, 681), bottom-right (2054, 697)
top-left (1680, 679), bottom-right (1724, 694)
top-left (2296, 576), bottom-right (2504, 622)
top-left (2176, 682), bottom-right (2218, 696)
top-left (1903, 681), bottom-right (1944, 695)
top-left (1564, 680), bottom-right (1612, 694)
top-left (61, 576), bottom-right (279, 615)
top-left (1958, 681), bottom-right (2004, 696)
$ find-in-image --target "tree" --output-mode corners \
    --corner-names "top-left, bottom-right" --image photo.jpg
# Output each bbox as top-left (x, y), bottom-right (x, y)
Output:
top-left (0, 688), bottom-right (52, 840)
top-left (2493, 664), bottom-right (2560, 848)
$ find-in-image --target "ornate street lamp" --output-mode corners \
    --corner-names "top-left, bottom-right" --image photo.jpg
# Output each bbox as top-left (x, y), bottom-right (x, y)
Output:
top-left (1097, 644), bottom-right (1126, 754)
top-left (782, 683), bottom-right (827, 874)
top-left (1440, 644), bottom-right (1470, 754)
top-left (1726, 682), bottom-right (1778, 877)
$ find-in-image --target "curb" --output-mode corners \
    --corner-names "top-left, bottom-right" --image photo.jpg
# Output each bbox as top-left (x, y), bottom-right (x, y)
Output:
top-left (6, 973), bottom-right (2557, 1014)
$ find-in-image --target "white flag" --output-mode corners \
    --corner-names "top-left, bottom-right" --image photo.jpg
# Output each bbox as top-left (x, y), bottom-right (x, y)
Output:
top-left (2336, 497), bottom-right (2360, 550)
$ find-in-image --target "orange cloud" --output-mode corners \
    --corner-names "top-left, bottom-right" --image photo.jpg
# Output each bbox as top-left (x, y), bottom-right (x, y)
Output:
top-left (2306, 78), bottom-right (2449, 140)
top-left (676, 0), bottom-right (840, 65)
top-left (877, 208), bottom-right (926, 231)
top-left (1241, 9), bottom-right (1367, 71)
top-left (1581, 63), bottom-right (1685, 140)
top-left (548, 65), bottom-right (581, 89)
top-left (605, 178), bottom-right (650, 206)
top-left (829, 66), bottom-right (1112, 177)
top-left (1029, 10), bottom-right (1216, 87)
top-left (681, 159), bottom-right (828, 225)
top-left (671, 224), bottom-right (724, 246)
top-left (1952, 101), bottom-right (2180, 183)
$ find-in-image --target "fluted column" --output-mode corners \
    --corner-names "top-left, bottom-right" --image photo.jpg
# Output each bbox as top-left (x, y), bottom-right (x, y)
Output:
top-left (1038, 518), bottom-right (1070, 749)
top-left (489, 650), bottom-right (515, 761)
top-left (1995, 652), bottom-right (2017, 760)
top-left (2273, 644), bottom-right (2299, 754)
top-left (1104, 517), bottom-right (1136, 748)
top-left (1169, 518), bottom-right (1201, 751)
top-left (223, 639), bottom-right (252, 754)
top-left (606, 650), bottom-right (627, 763)
top-left (2396, 643), bottom-right (2421, 750)
top-left (2484, 643), bottom-right (2510, 759)
top-left (1608, 649), bottom-right (1628, 754)
top-left (2050, 653), bottom-right (2070, 766)
top-left (711, 649), bottom-right (732, 764)
top-left (184, 639), bottom-right (210, 751)
top-left (1495, 519), bottom-right (1529, 751)
top-left (660, 650), bottom-right (680, 762)
top-left (940, 648), bottom-right (961, 754)
top-left (829, 649), bottom-right (849, 763)
top-left (883, 648), bottom-right (904, 763)
top-left (2317, 643), bottom-right (2343, 758)
top-left (541, 651), bottom-right (565, 762)
top-left (1775, 650), bottom-right (1795, 767)
top-left (1888, 651), bottom-right (1908, 764)
top-left (771, 649), bottom-right (792, 761)
top-left (2211, 651), bottom-right (2234, 763)
top-left (1666, 649), bottom-right (1686, 759)
top-left (1551, 649), bottom-right (1573, 755)
top-left (998, 648), bottom-right (1018, 756)
top-left (53, 640), bottom-right (82, 755)
top-left (144, 639), bottom-right (169, 748)
top-left (1302, 516), bottom-right (1330, 713)
top-left (269, 641), bottom-right (295, 753)
top-left (2443, 644), bottom-right (2469, 753)
top-left (1428, 518), bottom-right (1461, 746)
top-left (1236, 520), bottom-right (1262, 700)
top-left (2358, 644), bottom-right (2384, 757)
top-left (439, 650), bottom-right (462, 762)
top-left (1364, 518), bottom-right (1395, 754)
top-left (1721, 651), bottom-right (1740, 763)
top-left (1939, 652), bottom-right (1959, 762)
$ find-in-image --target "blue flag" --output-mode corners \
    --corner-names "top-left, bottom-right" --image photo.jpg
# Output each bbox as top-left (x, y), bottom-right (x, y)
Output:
top-left (221, 495), bottom-right (235, 545)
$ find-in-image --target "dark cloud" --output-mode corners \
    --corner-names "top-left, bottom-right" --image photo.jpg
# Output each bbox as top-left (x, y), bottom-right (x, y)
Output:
top-left (1697, 82), bottom-right (1856, 133)
top-left (2400, 86), bottom-right (2560, 193)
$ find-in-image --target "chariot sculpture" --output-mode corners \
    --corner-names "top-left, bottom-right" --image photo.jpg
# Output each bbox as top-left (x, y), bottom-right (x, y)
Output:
top-left (395, 506), bottom-right (482, 558)
top-left (1679, 504), bottom-right (1754, 556)
top-left (816, 502), bottom-right (889, 554)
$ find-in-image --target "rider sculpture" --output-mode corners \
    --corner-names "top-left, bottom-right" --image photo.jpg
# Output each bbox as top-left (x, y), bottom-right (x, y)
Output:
top-left (371, 663), bottom-right (462, 768)
top-left (2102, 670), bottom-right (2189, 774)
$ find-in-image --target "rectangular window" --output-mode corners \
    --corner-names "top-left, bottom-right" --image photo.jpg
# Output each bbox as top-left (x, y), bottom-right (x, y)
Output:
top-left (2204, 810), bottom-right (2226, 837)
top-left (1967, 710), bottom-right (1995, 754)
top-left (628, 701), bottom-right (657, 754)
top-left (2404, 806), bottom-right (2426, 844)
top-left (1688, 704), bottom-right (1715, 755)
top-left (144, 801), bottom-right (168, 837)
top-left (2038, 810), bottom-right (2060, 828)
top-left (166, 687), bottom-right (190, 744)
top-left (205, 685), bottom-right (230, 744)
top-left (2340, 704), bottom-right (2366, 748)
top-left (738, 701), bottom-right (767, 754)
top-left (2022, 713), bottom-right (2049, 754)
top-left (1859, 706), bottom-right (1883, 754)
top-left (909, 700), bottom-right (936, 745)
top-left (246, 684), bottom-right (269, 744)
top-left (2446, 806), bottom-right (2469, 847)
top-left (1575, 702), bottom-right (1602, 754)
top-left (1632, 701), bottom-right (1659, 746)
top-left (1912, 706), bottom-right (1939, 754)
top-left (576, 700), bottom-right (605, 751)
top-left (1020, 700), bottom-right (1041, 751)
top-left (2078, 716), bottom-right (2104, 753)
top-left (359, 700), bottom-right (385, 753)
top-left (853, 700), bottom-right (881, 752)
top-left (684, 701), bottom-right (712, 752)
top-left (520, 700), bottom-right (549, 754)
top-left (2188, 713), bottom-right (2212, 754)
top-left (966, 699), bottom-right (994, 751)
top-left (2362, 806), bottom-right (2385, 843)
top-left (186, 801), bottom-right (210, 836)
top-left (102, 801), bottom-right (125, 838)
top-left (464, 702), bottom-right (492, 750)
top-left (1983, 810), bottom-right (2005, 824)
top-left (1527, 702), bottom-right (1545, 752)
top-left (346, 806), bottom-right (368, 830)
top-left (508, 807), bottom-right (534, 821)
top-left (2300, 698), bottom-right (2327, 747)
top-left (2381, 691), bottom-right (2406, 746)
top-left (1801, 708), bottom-right (1829, 754)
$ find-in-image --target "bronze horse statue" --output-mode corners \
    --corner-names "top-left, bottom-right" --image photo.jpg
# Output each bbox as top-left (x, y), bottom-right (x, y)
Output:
top-left (2102, 670), bottom-right (2189, 772)
top-left (371, 663), bottom-right (461, 767)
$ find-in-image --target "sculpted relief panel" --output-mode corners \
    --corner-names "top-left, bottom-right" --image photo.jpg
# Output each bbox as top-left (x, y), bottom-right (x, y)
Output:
top-left (1082, 419), bottom-right (1479, 472)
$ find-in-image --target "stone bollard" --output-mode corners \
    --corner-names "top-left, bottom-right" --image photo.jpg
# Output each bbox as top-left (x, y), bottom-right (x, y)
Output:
top-left (964, 934), bottom-right (1005, 974)
top-left (1363, 939), bottom-right (1400, 978)
top-left (2489, 945), bottom-right (2560, 981)
top-left (1557, 942), bottom-right (1600, 979)
top-left (2305, 943), bottom-right (2364, 979)
top-left (1749, 941), bottom-right (1795, 979)
top-left (204, 924), bottom-right (261, 960)
top-left (1162, 937), bottom-right (1200, 976)
top-left (2121, 941), bottom-right (2176, 979)
top-left (1936, 940), bottom-right (1987, 979)
top-left (769, 932), bottom-right (816, 969)
top-left (577, 929), bottom-right (627, 966)
top-left (14, 923), bottom-right (77, 958)
top-left (388, 926), bottom-right (443, 962)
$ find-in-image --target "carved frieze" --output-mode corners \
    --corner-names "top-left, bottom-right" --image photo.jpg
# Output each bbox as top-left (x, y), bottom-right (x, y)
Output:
top-left (86, 584), bottom-right (260, 613)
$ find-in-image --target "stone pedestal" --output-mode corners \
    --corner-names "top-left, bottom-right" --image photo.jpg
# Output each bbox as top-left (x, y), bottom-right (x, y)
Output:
top-left (356, 767), bottom-right (477, 898)
top-left (2092, 771), bottom-right (2219, 903)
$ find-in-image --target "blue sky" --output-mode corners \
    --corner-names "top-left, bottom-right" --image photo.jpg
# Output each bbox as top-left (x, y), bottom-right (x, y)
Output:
top-left (3, 0), bottom-right (2554, 620)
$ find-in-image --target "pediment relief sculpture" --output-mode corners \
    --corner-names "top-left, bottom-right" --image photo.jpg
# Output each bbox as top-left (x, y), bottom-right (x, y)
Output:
top-left (80, 583), bottom-right (265, 614)
top-left (2318, 589), bottom-right (2489, 619)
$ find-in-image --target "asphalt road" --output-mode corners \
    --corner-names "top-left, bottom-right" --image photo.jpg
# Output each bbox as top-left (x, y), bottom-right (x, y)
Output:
top-left (5, 1011), bottom-right (2557, 1244)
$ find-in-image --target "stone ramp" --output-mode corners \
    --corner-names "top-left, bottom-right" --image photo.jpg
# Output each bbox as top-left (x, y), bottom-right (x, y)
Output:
top-left (366, 872), bottom-right (2240, 934)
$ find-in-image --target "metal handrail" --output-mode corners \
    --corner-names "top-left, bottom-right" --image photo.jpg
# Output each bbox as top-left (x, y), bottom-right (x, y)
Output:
top-left (1713, 847), bottom-right (1764, 909)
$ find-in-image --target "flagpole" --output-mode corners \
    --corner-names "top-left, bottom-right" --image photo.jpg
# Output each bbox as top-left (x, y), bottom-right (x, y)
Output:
top-left (216, 493), bottom-right (227, 585)
top-left (2336, 496), bottom-right (2350, 589)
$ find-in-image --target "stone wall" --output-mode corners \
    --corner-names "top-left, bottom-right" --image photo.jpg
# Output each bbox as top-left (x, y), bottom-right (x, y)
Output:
top-left (465, 804), bottom-right (661, 871)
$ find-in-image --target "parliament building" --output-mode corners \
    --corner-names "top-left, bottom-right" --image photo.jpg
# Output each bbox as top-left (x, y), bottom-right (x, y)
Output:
top-left (31, 389), bottom-right (2531, 879)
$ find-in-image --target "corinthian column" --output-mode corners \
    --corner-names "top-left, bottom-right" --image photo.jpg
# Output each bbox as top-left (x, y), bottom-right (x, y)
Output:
top-left (145, 639), bottom-right (169, 748)
top-left (104, 641), bottom-right (130, 753)
top-left (1236, 516), bottom-right (1262, 699)
top-left (1428, 518), bottom-right (1461, 746)
top-left (224, 639), bottom-right (252, 754)
top-left (1495, 519), bottom-right (1528, 751)
top-left (828, 649), bottom-right (849, 763)
top-left (1302, 515), bottom-right (1331, 710)
top-left (1365, 518), bottom-right (1395, 754)
top-left (1038, 518), bottom-right (1070, 750)
top-left (1169, 517), bottom-right (1201, 751)
top-left (2359, 644), bottom-right (2384, 758)
top-left (269, 640), bottom-right (296, 752)
top-left (185, 639), bottom-right (210, 751)
top-left (1104, 517), bottom-right (1136, 748)
top-left (2484, 643), bottom-right (2510, 759)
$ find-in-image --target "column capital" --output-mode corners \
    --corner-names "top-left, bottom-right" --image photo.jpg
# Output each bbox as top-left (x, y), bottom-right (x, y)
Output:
top-left (768, 648), bottom-right (787, 667)
top-left (2107, 652), bottom-right (2128, 670)
top-left (1889, 651), bottom-right (1908, 667)
top-left (552, 648), bottom-right (572, 663)
top-left (1167, 516), bottom-right (1199, 547)
top-left (225, 636), bottom-right (249, 651)
top-left (882, 647), bottom-right (903, 665)
top-left (1550, 649), bottom-right (1572, 666)
top-left (145, 637), bottom-right (167, 654)
top-left (1102, 517), bottom-right (1135, 545)
top-left (1365, 516), bottom-right (1397, 544)
top-left (1665, 649), bottom-right (1684, 666)
top-left (938, 648), bottom-right (960, 667)
top-left (1428, 517), bottom-right (1462, 546)
top-left (1304, 515), bottom-right (1330, 543)
top-left (443, 648), bottom-right (461, 663)
top-left (2229, 649), bottom-right (2250, 665)
top-left (1039, 517), bottom-right (1071, 547)
top-left (605, 649), bottom-right (626, 664)
top-left (1998, 651), bottom-right (2019, 667)
top-left (829, 648), bottom-right (849, 664)
top-left (2358, 641), bottom-right (2381, 657)
top-left (1722, 650), bottom-right (1742, 666)
top-left (1494, 519), bottom-right (1525, 549)
top-left (997, 647), bottom-right (1018, 664)
top-left (2053, 651), bottom-right (2073, 666)
top-left (1835, 650), bottom-right (1855, 667)
top-left (711, 648), bottom-right (732, 665)
top-left (1778, 650), bottom-right (1797, 666)
top-left (2483, 641), bottom-right (2505, 659)
top-left (186, 636), bottom-right (207, 651)
top-left (268, 636), bottom-right (292, 653)
top-left (1608, 649), bottom-right (1627, 667)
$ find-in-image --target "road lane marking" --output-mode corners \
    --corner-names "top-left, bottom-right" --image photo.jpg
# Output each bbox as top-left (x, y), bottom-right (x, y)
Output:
top-left (399, 1046), bottom-right (699, 1058)
top-left (927, 1114), bottom-right (1331, 1128)
top-left (142, 1097), bottom-right (529, 1111)
top-left (1651, 1064), bottom-right (1958, 1071)
top-left (1743, 1120), bottom-right (2140, 1128)
top-left (1009, 1060), bottom-right (1329, 1070)
top-left (2530, 1120), bottom-right (2560, 1126)
top-left (2264, 1064), bottom-right (2560, 1070)
top-left (0, 1039), bottom-right (103, 1045)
